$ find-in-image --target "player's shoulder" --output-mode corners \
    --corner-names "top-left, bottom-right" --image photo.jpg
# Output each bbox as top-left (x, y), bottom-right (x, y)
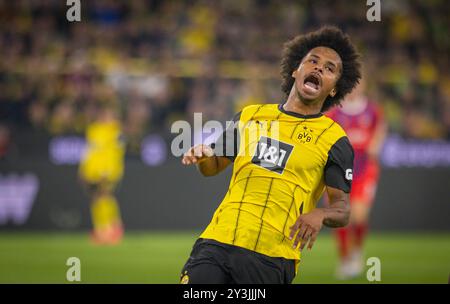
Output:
top-left (322, 114), bottom-right (346, 135)
top-left (239, 103), bottom-right (279, 120)
top-left (320, 115), bottom-right (349, 144)
top-left (240, 103), bottom-right (278, 113)
top-left (322, 116), bottom-right (354, 159)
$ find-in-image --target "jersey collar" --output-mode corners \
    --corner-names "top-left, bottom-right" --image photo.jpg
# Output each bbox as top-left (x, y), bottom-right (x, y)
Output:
top-left (278, 104), bottom-right (323, 119)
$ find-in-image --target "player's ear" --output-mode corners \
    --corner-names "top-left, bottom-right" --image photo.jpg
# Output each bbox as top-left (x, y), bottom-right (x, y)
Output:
top-left (292, 70), bottom-right (297, 78)
top-left (329, 88), bottom-right (337, 97)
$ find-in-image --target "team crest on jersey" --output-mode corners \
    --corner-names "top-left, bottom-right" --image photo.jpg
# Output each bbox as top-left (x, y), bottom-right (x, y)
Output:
top-left (297, 126), bottom-right (314, 144)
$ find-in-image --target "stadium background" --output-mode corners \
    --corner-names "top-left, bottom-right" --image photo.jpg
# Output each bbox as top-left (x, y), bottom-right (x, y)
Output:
top-left (0, 0), bottom-right (449, 283)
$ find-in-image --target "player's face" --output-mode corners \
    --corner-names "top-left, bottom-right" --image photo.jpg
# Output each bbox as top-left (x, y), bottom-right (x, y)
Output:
top-left (293, 46), bottom-right (342, 104)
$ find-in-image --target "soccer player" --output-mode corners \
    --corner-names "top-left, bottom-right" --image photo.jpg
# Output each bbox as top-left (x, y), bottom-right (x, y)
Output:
top-left (79, 104), bottom-right (125, 245)
top-left (326, 76), bottom-right (387, 279)
top-left (180, 26), bottom-right (361, 284)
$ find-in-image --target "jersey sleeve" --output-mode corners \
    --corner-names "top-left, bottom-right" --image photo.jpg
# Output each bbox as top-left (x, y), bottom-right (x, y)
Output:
top-left (324, 136), bottom-right (354, 193)
top-left (210, 111), bottom-right (241, 162)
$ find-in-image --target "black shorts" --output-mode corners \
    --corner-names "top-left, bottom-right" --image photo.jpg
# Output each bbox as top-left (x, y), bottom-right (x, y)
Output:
top-left (180, 238), bottom-right (296, 284)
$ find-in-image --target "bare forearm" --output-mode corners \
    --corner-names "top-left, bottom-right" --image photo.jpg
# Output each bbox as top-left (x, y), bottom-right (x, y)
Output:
top-left (197, 156), bottom-right (230, 176)
top-left (182, 144), bottom-right (232, 176)
top-left (319, 199), bottom-right (350, 228)
top-left (289, 188), bottom-right (350, 251)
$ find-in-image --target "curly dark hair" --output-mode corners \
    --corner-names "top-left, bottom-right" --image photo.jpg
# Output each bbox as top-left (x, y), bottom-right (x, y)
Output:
top-left (280, 26), bottom-right (361, 112)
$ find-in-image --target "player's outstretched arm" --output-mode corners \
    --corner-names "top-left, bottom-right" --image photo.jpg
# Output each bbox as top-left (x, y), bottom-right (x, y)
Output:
top-left (322, 186), bottom-right (351, 228)
top-left (181, 144), bottom-right (231, 176)
top-left (289, 186), bottom-right (350, 251)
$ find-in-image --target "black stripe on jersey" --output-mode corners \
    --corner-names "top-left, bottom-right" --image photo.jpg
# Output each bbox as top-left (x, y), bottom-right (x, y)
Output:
top-left (242, 104), bottom-right (265, 131)
top-left (249, 104), bottom-right (265, 121)
top-left (289, 119), bottom-right (307, 139)
top-left (241, 104), bottom-right (266, 134)
top-left (314, 121), bottom-right (335, 144)
top-left (229, 162), bottom-right (247, 190)
top-left (267, 112), bottom-right (282, 133)
top-left (253, 177), bottom-right (274, 251)
top-left (240, 105), bottom-right (265, 144)
top-left (280, 186), bottom-right (299, 244)
top-left (232, 169), bottom-right (254, 244)
top-left (280, 201), bottom-right (304, 243)
top-left (231, 201), bottom-right (274, 209)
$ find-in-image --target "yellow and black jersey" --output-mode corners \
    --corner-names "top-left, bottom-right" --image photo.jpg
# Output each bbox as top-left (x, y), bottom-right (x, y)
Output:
top-left (79, 120), bottom-right (125, 184)
top-left (200, 103), bottom-right (354, 263)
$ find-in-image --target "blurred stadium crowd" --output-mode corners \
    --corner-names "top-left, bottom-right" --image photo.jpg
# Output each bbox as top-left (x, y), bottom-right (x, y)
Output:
top-left (0, 0), bottom-right (449, 159)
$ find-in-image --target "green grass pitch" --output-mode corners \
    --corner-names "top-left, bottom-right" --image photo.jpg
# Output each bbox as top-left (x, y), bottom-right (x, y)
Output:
top-left (0, 231), bottom-right (448, 283)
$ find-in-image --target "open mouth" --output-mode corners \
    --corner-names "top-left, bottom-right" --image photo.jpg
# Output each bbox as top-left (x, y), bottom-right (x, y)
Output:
top-left (303, 73), bottom-right (322, 92)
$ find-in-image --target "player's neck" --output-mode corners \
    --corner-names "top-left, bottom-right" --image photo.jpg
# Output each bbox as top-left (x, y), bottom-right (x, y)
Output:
top-left (284, 88), bottom-right (323, 116)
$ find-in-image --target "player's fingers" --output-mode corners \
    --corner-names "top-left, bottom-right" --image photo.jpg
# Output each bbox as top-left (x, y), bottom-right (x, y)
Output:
top-left (289, 216), bottom-right (304, 237)
top-left (193, 145), bottom-right (205, 158)
top-left (182, 155), bottom-right (197, 165)
top-left (201, 144), bottom-right (214, 157)
top-left (182, 150), bottom-right (194, 164)
top-left (184, 146), bottom-right (194, 157)
top-left (307, 232), bottom-right (318, 250)
top-left (186, 145), bottom-right (205, 158)
top-left (292, 221), bottom-right (307, 248)
top-left (299, 227), bottom-right (312, 251)
top-left (289, 218), bottom-right (302, 240)
top-left (293, 227), bottom-right (303, 249)
top-left (298, 222), bottom-right (309, 239)
top-left (295, 224), bottom-right (309, 249)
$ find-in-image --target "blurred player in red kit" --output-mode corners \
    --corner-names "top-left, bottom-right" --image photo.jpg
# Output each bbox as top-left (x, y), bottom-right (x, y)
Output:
top-left (326, 76), bottom-right (387, 279)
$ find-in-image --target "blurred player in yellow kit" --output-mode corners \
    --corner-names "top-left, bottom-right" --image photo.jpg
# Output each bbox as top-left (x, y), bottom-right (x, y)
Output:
top-left (79, 104), bottom-right (125, 245)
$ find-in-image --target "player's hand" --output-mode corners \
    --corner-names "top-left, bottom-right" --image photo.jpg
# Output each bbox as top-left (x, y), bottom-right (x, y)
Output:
top-left (289, 208), bottom-right (324, 251)
top-left (181, 144), bottom-right (215, 165)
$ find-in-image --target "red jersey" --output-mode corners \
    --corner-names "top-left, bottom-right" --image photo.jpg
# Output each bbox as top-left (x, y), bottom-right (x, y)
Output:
top-left (327, 98), bottom-right (383, 180)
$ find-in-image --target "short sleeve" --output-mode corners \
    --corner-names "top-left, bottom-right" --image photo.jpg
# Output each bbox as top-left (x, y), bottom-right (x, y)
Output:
top-left (210, 112), bottom-right (241, 162)
top-left (324, 136), bottom-right (354, 193)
